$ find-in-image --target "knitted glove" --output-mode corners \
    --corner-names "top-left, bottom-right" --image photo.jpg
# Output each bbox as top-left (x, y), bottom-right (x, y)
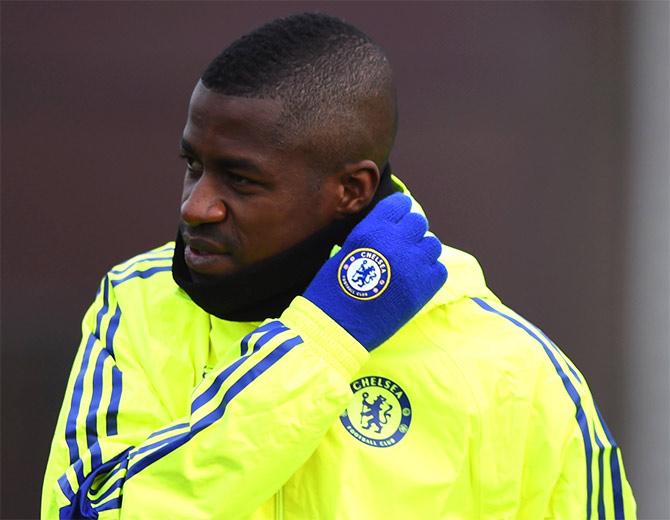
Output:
top-left (303, 193), bottom-right (447, 351)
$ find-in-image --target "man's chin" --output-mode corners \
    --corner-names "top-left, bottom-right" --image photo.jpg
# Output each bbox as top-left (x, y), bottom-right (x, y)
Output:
top-left (186, 265), bottom-right (243, 283)
top-left (184, 247), bottom-right (241, 280)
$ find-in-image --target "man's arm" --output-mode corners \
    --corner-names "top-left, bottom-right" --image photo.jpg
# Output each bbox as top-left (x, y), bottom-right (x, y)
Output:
top-left (541, 371), bottom-right (637, 519)
top-left (42, 194), bottom-right (446, 519)
top-left (42, 293), bottom-right (367, 519)
top-left (471, 297), bottom-right (636, 519)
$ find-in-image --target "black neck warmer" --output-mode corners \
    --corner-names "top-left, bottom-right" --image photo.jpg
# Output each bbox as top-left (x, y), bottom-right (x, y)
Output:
top-left (172, 167), bottom-right (398, 322)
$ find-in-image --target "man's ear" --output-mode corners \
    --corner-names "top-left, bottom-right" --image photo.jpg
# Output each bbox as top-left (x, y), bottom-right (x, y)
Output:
top-left (334, 160), bottom-right (381, 216)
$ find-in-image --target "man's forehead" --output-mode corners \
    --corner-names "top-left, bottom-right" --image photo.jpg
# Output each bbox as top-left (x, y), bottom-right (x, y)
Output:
top-left (182, 82), bottom-right (319, 173)
top-left (188, 81), bottom-right (284, 131)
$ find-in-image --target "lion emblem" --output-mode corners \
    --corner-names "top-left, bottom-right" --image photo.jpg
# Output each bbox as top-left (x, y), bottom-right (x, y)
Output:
top-left (360, 392), bottom-right (393, 433)
top-left (351, 259), bottom-right (378, 288)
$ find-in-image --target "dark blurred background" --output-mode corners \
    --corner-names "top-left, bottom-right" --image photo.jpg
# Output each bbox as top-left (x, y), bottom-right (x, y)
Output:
top-left (2, 2), bottom-right (668, 518)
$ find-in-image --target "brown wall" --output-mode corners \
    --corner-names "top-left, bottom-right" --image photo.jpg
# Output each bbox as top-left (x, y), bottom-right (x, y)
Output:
top-left (2, 2), bottom-right (630, 516)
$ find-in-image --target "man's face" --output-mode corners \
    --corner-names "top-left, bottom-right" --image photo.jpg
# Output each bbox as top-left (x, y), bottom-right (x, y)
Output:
top-left (179, 82), bottom-right (341, 279)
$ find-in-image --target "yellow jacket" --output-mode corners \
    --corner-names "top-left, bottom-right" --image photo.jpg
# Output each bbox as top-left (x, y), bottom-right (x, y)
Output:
top-left (42, 222), bottom-right (635, 519)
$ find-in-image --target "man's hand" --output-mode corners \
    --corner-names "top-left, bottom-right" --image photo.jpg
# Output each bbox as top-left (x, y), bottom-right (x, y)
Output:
top-left (303, 193), bottom-right (447, 351)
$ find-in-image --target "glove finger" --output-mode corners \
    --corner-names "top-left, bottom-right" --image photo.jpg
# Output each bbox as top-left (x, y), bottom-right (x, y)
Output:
top-left (369, 192), bottom-right (412, 224)
top-left (417, 235), bottom-right (443, 263)
top-left (430, 261), bottom-right (448, 289)
top-left (399, 211), bottom-right (429, 242)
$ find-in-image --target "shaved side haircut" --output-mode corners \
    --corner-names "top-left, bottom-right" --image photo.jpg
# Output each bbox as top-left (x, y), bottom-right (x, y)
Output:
top-left (201, 12), bottom-right (397, 174)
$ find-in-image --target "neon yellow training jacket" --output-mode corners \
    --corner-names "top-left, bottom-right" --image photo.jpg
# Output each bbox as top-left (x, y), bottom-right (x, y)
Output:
top-left (42, 197), bottom-right (636, 519)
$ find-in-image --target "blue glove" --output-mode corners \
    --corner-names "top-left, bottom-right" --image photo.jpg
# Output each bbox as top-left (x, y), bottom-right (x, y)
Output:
top-left (303, 193), bottom-right (447, 351)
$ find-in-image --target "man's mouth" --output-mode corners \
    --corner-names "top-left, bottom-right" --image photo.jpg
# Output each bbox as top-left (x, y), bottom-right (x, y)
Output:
top-left (182, 235), bottom-right (234, 275)
top-left (184, 236), bottom-right (228, 255)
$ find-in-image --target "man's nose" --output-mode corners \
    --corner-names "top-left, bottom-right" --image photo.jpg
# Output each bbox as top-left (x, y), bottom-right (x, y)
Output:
top-left (180, 173), bottom-right (227, 226)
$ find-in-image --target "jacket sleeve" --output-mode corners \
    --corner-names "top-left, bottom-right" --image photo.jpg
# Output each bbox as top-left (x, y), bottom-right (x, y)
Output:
top-left (515, 328), bottom-right (637, 519)
top-left (41, 277), bottom-right (368, 519)
top-left (540, 370), bottom-right (637, 520)
top-left (470, 297), bottom-right (636, 519)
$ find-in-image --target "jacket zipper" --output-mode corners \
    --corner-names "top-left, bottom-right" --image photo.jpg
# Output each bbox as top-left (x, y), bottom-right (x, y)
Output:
top-left (275, 487), bottom-right (284, 520)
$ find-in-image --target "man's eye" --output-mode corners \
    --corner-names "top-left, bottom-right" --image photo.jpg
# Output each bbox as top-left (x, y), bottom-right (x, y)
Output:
top-left (180, 154), bottom-right (203, 172)
top-left (228, 173), bottom-right (254, 186)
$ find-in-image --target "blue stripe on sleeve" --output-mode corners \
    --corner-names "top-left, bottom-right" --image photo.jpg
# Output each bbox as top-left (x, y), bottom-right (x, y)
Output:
top-left (595, 404), bottom-right (625, 519)
top-left (240, 320), bottom-right (283, 355)
top-left (147, 421), bottom-right (190, 439)
top-left (90, 476), bottom-right (124, 508)
top-left (110, 266), bottom-right (172, 287)
top-left (544, 336), bottom-right (583, 384)
top-left (85, 350), bottom-right (108, 469)
top-left (251, 324), bottom-right (289, 353)
top-left (557, 349), bottom-right (583, 384)
top-left (128, 436), bottom-right (175, 460)
top-left (593, 425), bottom-right (606, 519)
top-left (62, 276), bottom-right (124, 505)
top-left (64, 333), bottom-right (97, 485)
top-left (106, 366), bottom-right (123, 436)
top-left (94, 279), bottom-right (110, 337)
top-left (103, 305), bottom-right (123, 437)
top-left (95, 497), bottom-right (122, 513)
top-left (505, 310), bottom-right (584, 385)
top-left (57, 473), bottom-right (75, 502)
top-left (110, 255), bottom-right (173, 276)
top-left (609, 450), bottom-right (624, 519)
top-left (89, 456), bottom-right (129, 496)
top-left (58, 449), bottom-right (130, 519)
top-left (471, 297), bottom-right (594, 520)
top-left (125, 335), bottom-right (303, 480)
top-left (87, 300), bottom-right (124, 464)
top-left (105, 306), bottom-right (122, 357)
top-left (191, 356), bottom-right (248, 414)
top-left (109, 245), bottom-right (174, 275)
top-left (191, 323), bottom-right (289, 413)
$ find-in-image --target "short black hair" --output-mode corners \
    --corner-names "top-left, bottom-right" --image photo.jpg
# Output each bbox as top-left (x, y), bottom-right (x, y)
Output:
top-left (201, 12), bottom-right (397, 173)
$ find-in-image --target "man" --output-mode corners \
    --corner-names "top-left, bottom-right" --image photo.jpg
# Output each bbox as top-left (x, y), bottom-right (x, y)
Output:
top-left (42, 12), bottom-right (635, 519)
